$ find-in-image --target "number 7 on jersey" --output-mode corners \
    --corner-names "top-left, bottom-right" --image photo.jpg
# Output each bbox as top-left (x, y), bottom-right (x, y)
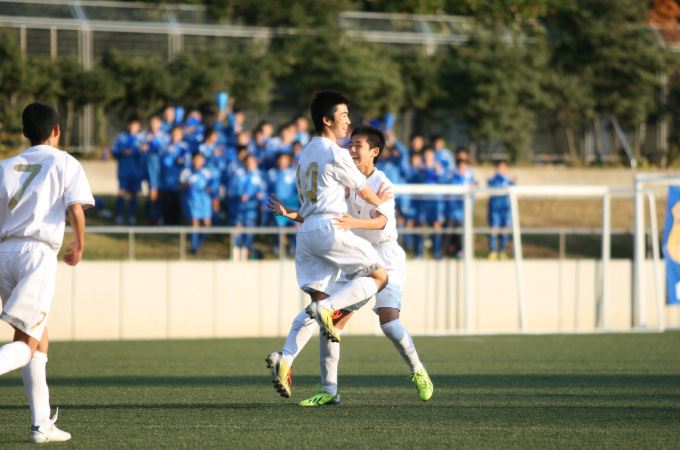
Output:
top-left (8, 164), bottom-right (42, 210)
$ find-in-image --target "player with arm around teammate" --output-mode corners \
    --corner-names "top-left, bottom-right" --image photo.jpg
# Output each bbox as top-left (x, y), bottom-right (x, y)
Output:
top-left (267, 125), bottom-right (433, 405)
top-left (0, 102), bottom-right (94, 443)
top-left (264, 91), bottom-right (391, 396)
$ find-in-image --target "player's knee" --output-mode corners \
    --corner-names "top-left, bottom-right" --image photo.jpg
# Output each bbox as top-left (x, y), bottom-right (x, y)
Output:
top-left (372, 268), bottom-right (389, 291)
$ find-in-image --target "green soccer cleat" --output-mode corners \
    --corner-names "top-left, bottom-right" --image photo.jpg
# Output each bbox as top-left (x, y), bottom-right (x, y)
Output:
top-left (305, 302), bottom-right (341, 343)
top-left (411, 368), bottom-right (433, 401)
top-left (265, 352), bottom-right (292, 398)
top-left (298, 384), bottom-right (341, 407)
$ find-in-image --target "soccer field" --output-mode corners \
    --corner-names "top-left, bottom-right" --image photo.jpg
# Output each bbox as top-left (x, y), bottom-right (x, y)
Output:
top-left (1, 333), bottom-right (678, 449)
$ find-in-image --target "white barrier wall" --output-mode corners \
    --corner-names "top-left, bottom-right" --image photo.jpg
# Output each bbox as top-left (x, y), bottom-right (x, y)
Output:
top-left (1, 259), bottom-right (678, 342)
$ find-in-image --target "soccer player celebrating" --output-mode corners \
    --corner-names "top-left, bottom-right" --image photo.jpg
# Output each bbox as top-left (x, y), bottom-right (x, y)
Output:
top-left (0, 102), bottom-right (94, 442)
top-left (268, 125), bottom-right (433, 405)
top-left (265, 90), bottom-right (390, 396)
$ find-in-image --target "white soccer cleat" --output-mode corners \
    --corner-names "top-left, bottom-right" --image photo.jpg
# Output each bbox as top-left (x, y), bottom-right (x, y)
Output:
top-left (29, 408), bottom-right (71, 443)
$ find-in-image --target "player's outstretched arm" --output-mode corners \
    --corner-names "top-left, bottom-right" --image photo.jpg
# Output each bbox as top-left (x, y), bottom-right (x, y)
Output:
top-left (63, 204), bottom-right (86, 266)
top-left (268, 193), bottom-right (304, 223)
top-left (334, 211), bottom-right (387, 232)
top-left (356, 183), bottom-right (393, 207)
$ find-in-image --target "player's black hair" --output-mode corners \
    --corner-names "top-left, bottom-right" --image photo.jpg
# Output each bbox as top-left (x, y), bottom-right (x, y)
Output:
top-left (494, 158), bottom-right (508, 167)
top-left (310, 90), bottom-right (350, 133)
top-left (22, 102), bottom-right (59, 146)
top-left (275, 151), bottom-right (293, 162)
top-left (351, 124), bottom-right (386, 165)
top-left (455, 157), bottom-right (468, 166)
top-left (126, 113), bottom-right (141, 125)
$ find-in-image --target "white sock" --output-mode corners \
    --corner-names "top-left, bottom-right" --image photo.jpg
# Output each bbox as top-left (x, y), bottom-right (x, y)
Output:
top-left (320, 329), bottom-right (341, 396)
top-left (318, 277), bottom-right (378, 311)
top-left (22, 351), bottom-right (51, 428)
top-left (381, 319), bottom-right (424, 373)
top-left (281, 309), bottom-right (318, 368)
top-left (0, 341), bottom-right (32, 376)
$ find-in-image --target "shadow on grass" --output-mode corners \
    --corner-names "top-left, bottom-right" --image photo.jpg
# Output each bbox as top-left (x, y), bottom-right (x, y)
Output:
top-left (1, 373), bottom-right (679, 389)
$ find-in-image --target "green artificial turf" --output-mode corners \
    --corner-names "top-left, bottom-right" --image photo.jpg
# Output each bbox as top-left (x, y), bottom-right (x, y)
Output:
top-left (1, 333), bottom-right (679, 449)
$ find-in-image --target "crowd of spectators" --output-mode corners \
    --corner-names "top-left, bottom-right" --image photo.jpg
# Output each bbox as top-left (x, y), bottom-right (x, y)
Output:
top-left (110, 103), bottom-right (511, 259)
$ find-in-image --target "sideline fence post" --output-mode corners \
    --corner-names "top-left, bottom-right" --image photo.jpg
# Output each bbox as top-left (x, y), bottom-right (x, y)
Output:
top-left (510, 190), bottom-right (526, 331)
top-left (601, 193), bottom-right (611, 330)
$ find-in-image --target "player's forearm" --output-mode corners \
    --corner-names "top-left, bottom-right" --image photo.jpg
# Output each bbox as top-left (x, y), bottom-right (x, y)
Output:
top-left (285, 210), bottom-right (304, 223)
top-left (67, 204), bottom-right (86, 251)
top-left (351, 215), bottom-right (387, 231)
top-left (356, 185), bottom-right (383, 206)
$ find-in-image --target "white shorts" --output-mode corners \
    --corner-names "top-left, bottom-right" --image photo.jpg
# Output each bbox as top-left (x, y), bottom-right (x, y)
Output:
top-left (296, 215), bottom-right (383, 295)
top-left (0, 238), bottom-right (57, 340)
top-left (342, 241), bottom-right (407, 314)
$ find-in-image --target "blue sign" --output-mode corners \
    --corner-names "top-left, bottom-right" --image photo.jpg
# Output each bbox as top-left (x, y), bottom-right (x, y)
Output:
top-left (662, 186), bottom-right (680, 305)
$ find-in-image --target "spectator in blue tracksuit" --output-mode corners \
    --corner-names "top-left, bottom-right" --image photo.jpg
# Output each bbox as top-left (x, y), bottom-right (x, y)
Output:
top-left (487, 159), bottom-right (515, 259)
top-left (183, 110), bottom-right (205, 153)
top-left (415, 147), bottom-right (445, 259)
top-left (180, 152), bottom-right (213, 253)
top-left (159, 126), bottom-right (191, 225)
top-left (267, 152), bottom-right (299, 256)
top-left (431, 134), bottom-right (456, 178)
top-left (223, 145), bottom-right (249, 226)
top-left (160, 106), bottom-right (175, 135)
top-left (235, 154), bottom-right (266, 259)
top-left (111, 116), bottom-right (145, 225)
top-left (402, 151), bottom-right (422, 256)
top-left (141, 115), bottom-right (168, 224)
top-left (444, 158), bottom-right (473, 258)
top-left (199, 128), bottom-right (226, 224)
top-left (294, 115), bottom-right (311, 146)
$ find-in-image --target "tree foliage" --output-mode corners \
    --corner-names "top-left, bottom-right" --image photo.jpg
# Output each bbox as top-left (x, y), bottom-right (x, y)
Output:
top-left (1, 1), bottom-right (676, 161)
top-left (443, 35), bottom-right (550, 160)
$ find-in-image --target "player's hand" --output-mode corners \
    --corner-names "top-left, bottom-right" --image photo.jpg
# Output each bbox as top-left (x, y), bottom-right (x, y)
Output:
top-left (268, 193), bottom-right (288, 217)
top-left (334, 213), bottom-right (358, 232)
top-left (123, 149), bottom-right (132, 156)
top-left (62, 242), bottom-right (83, 266)
top-left (241, 194), bottom-right (249, 202)
top-left (377, 182), bottom-right (394, 203)
top-left (344, 187), bottom-right (350, 198)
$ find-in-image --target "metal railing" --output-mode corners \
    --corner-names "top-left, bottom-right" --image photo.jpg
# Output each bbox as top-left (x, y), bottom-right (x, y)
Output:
top-left (70, 224), bottom-right (644, 262)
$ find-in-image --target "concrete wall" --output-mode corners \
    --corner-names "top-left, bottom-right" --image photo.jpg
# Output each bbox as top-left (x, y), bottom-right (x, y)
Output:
top-left (2, 259), bottom-right (678, 342)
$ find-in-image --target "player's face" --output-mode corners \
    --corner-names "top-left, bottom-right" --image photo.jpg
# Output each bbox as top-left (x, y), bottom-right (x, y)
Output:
top-left (192, 154), bottom-right (205, 170)
top-left (246, 155), bottom-right (258, 171)
top-left (150, 117), bottom-right (161, 132)
top-left (129, 121), bottom-right (141, 135)
top-left (326, 104), bottom-right (350, 140)
top-left (348, 135), bottom-right (378, 174)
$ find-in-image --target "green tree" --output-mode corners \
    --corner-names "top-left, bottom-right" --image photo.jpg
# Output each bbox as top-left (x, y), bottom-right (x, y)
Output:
top-left (207, 0), bottom-right (353, 26)
top-left (0, 29), bottom-right (61, 148)
top-left (442, 35), bottom-right (550, 161)
top-left (547, 0), bottom-right (670, 161)
top-left (100, 51), bottom-right (176, 119)
top-left (276, 29), bottom-right (404, 120)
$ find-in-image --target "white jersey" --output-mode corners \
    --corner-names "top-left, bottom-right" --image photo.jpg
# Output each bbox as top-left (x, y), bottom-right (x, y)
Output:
top-left (347, 169), bottom-right (398, 245)
top-left (0, 145), bottom-right (94, 252)
top-left (296, 136), bottom-right (366, 228)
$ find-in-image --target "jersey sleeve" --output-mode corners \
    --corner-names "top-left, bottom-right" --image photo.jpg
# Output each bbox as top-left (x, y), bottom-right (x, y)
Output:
top-left (332, 146), bottom-right (366, 192)
top-left (64, 155), bottom-right (95, 210)
top-left (371, 174), bottom-right (395, 222)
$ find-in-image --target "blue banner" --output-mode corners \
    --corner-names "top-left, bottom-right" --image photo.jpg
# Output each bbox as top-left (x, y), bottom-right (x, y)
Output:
top-left (663, 186), bottom-right (680, 305)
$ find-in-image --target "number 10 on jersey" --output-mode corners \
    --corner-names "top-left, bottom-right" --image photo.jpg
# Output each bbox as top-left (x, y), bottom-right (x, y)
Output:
top-left (297, 162), bottom-right (318, 204)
